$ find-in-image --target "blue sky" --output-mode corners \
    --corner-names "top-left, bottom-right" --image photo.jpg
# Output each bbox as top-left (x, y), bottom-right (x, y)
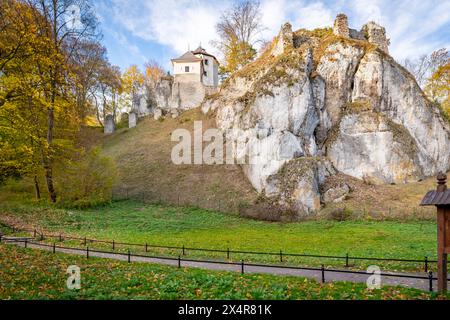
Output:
top-left (94, 0), bottom-right (450, 73)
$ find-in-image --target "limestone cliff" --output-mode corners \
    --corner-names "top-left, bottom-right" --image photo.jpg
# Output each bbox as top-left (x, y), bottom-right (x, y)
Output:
top-left (202, 16), bottom-right (450, 218)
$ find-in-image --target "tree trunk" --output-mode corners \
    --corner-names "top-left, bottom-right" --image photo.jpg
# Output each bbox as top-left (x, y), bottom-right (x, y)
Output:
top-left (45, 107), bottom-right (57, 203)
top-left (34, 175), bottom-right (41, 200)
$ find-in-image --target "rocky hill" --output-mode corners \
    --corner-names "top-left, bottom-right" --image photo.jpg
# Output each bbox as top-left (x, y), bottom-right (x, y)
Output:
top-left (201, 16), bottom-right (450, 218)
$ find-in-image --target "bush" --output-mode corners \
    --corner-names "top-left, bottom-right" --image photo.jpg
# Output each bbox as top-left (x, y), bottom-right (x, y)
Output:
top-left (329, 207), bottom-right (353, 221)
top-left (56, 147), bottom-right (117, 209)
top-left (239, 200), bottom-right (297, 222)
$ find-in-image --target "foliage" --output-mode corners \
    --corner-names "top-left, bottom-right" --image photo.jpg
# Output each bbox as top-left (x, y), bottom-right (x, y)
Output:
top-left (0, 0), bottom-right (110, 203)
top-left (121, 65), bottom-right (145, 113)
top-left (425, 63), bottom-right (450, 120)
top-left (214, 0), bottom-right (263, 75)
top-left (220, 37), bottom-right (257, 75)
top-left (55, 148), bottom-right (117, 209)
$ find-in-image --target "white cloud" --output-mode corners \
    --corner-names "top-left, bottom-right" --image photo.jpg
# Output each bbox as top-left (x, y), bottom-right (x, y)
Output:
top-left (293, 2), bottom-right (334, 30)
top-left (106, 0), bottom-right (228, 57)
top-left (100, 0), bottom-right (450, 65)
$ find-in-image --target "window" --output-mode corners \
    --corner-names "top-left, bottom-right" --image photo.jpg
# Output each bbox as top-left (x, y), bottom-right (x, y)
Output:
top-left (185, 66), bottom-right (190, 72)
top-left (204, 59), bottom-right (209, 66)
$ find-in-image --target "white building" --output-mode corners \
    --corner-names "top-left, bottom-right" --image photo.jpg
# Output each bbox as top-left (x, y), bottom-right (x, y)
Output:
top-left (171, 46), bottom-right (219, 87)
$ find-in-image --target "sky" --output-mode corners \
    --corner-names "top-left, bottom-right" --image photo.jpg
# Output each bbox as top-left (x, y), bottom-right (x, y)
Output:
top-left (93, 0), bottom-right (450, 73)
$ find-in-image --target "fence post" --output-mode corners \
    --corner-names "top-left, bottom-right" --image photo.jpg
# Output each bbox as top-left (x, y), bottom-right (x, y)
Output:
top-left (178, 256), bottom-right (181, 269)
top-left (33, 229), bottom-right (36, 238)
top-left (53, 242), bottom-right (56, 254)
top-left (424, 256), bottom-right (429, 273)
top-left (429, 271), bottom-right (434, 292)
top-left (128, 249), bottom-right (131, 263)
top-left (24, 239), bottom-right (28, 249)
top-left (112, 240), bottom-right (115, 251)
top-left (86, 247), bottom-right (89, 259)
top-left (145, 243), bottom-right (148, 253)
top-left (59, 234), bottom-right (62, 242)
top-left (280, 250), bottom-right (283, 263)
top-left (227, 248), bottom-right (230, 260)
top-left (321, 265), bottom-right (325, 283)
top-left (241, 260), bottom-right (245, 274)
top-left (345, 253), bottom-right (349, 268)
top-left (0, 235), bottom-right (2, 243)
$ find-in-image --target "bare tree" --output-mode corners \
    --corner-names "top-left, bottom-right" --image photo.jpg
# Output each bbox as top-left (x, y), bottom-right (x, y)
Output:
top-left (213, 0), bottom-right (264, 74)
top-left (403, 48), bottom-right (449, 88)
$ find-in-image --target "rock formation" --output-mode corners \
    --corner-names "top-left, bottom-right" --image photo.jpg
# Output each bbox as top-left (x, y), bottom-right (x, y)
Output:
top-left (201, 14), bottom-right (450, 218)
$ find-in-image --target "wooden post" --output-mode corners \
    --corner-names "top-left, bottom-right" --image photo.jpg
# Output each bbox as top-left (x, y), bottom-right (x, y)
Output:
top-left (437, 207), bottom-right (448, 292)
top-left (420, 173), bottom-right (450, 293)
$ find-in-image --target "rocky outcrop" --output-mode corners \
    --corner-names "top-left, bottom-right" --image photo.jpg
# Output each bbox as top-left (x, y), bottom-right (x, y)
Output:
top-left (202, 16), bottom-right (450, 219)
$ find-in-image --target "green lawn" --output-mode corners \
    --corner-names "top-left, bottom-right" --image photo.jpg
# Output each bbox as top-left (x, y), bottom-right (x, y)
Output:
top-left (0, 196), bottom-right (438, 271)
top-left (0, 244), bottom-right (444, 300)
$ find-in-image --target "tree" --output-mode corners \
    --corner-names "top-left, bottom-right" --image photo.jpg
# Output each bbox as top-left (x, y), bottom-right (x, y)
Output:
top-left (24, 0), bottom-right (99, 202)
top-left (0, 0), bottom-right (102, 202)
top-left (96, 62), bottom-right (122, 126)
top-left (403, 48), bottom-right (449, 89)
top-left (213, 0), bottom-right (264, 74)
top-left (426, 63), bottom-right (450, 119)
top-left (69, 39), bottom-right (109, 123)
top-left (121, 65), bottom-right (145, 113)
top-left (144, 60), bottom-right (165, 108)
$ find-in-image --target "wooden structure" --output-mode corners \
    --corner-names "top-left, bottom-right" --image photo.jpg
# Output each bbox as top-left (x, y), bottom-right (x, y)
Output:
top-left (421, 173), bottom-right (450, 292)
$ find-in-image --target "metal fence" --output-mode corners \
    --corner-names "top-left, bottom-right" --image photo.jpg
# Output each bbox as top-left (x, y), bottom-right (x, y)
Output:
top-left (2, 236), bottom-right (439, 293)
top-left (3, 226), bottom-right (439, 274)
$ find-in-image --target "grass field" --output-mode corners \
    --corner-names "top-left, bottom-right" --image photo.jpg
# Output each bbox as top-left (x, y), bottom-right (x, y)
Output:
top-left (0, 244), bottom-right (445, 300)
top-left (0, 189), bottom-right (438, 272)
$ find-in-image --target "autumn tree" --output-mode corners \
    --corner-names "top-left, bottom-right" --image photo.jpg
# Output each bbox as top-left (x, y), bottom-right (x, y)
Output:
top-left (69, 39), bottom-right (109, 123)
top-left (121, 65), bottom-right (145, 113)
top-left (426, 63), bottom-right (450, 119)
top-left (23, 0), bottom-right (100, 202)
top-left (96, 62), bottom-right (122, 126)
top-left (213, 0), bottom-right (264, 75)
top-left (0, 0), bottom-right (104, 202)
top-left (144, 60), bottom-right (165, 108)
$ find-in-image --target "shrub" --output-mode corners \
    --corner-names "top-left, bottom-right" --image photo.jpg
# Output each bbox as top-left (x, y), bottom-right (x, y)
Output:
top-left (56, 147), bottom-right (117, 209)
top-left (239, 200), bottom-right (297, 222)
top-left (329, 207), bottom-right (353, 221)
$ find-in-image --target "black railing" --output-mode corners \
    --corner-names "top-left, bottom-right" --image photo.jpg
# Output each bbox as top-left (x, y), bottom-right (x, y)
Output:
top-left (3, 238), bottom-right (440, 292)
top-left (4, 225), bottom-right (438, 273)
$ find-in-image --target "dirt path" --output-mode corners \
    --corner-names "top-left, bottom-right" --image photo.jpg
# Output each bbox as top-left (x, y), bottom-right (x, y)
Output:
top-left (5, 240), bottom-right (437, 293)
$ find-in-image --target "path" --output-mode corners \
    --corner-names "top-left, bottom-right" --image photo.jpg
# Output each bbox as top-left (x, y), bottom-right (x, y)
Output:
top-left (4, 239), bottom-right (437, 292)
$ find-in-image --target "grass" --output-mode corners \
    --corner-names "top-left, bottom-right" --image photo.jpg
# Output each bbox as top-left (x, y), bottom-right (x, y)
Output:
top-left (0, 244), bottom-right (446, 300)
top-left (0, 191), bottom-right (438, 272)
top-left (99, 108), bottom-right (258, 214)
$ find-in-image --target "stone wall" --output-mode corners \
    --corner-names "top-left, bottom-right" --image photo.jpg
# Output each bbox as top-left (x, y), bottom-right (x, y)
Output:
top-left (271, 22), bottom-right (293, 56)
top-left (155, 76), bottom-right (173, 112)
top-left (333, 14), bottom-right (349, 38)
top-left (362, 22), bottom-right (390, 54)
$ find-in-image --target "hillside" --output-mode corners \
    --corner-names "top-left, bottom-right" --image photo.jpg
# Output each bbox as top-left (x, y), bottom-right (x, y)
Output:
top-left (97, 107), bottom-right (444, 221)
top-left (101, 109), bottom-right (258, 213)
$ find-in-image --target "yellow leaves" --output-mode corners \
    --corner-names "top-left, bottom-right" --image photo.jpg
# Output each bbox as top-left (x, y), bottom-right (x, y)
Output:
top-left (122, 65), bottom-right (145, 91)
top-left (426, 63), bottom-right (450, 102)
